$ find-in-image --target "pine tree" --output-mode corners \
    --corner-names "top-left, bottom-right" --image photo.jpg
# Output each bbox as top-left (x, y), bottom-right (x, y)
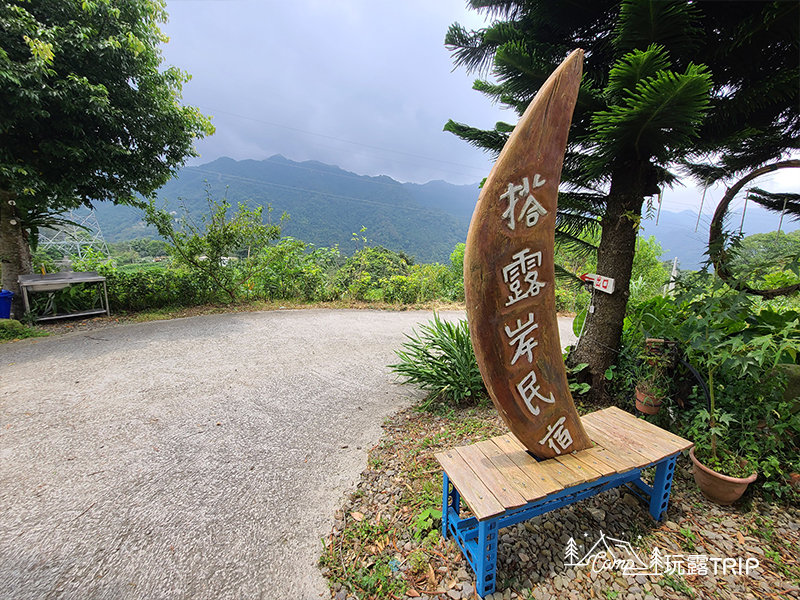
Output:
top-left (445, 0), bottom-right (799, 401)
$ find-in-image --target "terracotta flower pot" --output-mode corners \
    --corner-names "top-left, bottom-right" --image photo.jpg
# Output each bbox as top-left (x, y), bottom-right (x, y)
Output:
top-left (635, 387), bottom-right (662, 415)
top-left (689, 447), bottom-right (757, 505)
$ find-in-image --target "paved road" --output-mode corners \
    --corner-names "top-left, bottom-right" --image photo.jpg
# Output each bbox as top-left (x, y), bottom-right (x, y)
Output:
top-left (0, 309), bottom-right (576, 600)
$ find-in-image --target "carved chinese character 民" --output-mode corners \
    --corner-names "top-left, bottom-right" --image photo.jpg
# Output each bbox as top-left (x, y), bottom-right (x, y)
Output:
top-left (502, 248), bottom-right (546, 306)
top-left (538, 416), bottom-right (573, 455)
top-left (499, 175), bottom-right (547, 231)
top-left (516, 369), bottom-right (555, 416)
top-left (504, 312), bottom-right (539, 365)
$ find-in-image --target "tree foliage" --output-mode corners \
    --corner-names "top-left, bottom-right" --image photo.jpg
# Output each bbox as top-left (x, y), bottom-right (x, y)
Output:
top-left (144, 192), bottom-right (283, 301)
top-left (0, 0), bottom-right (213, 315)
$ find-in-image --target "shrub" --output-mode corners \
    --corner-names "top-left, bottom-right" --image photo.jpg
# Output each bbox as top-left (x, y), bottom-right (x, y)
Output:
top-left (334, 246), bottom-right (411, 300)
top-left (390, 313), bottom-right (488, 410)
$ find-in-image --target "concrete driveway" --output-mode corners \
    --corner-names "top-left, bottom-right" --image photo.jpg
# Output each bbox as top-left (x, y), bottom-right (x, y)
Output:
top-left (0, 309), bottom-right (576, 600)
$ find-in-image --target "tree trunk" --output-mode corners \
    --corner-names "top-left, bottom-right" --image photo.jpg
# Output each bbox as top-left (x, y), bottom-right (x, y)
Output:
top-left (568, 163), bottom-right (648, 403)
top-left (0, 191), bottom-right (33, 319)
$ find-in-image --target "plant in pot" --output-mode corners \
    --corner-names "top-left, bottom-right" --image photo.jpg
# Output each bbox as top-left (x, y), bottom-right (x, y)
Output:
top-left (634, 348), bottom-right (669, 415)
top-left (673, 278), bottom-right (763, 505)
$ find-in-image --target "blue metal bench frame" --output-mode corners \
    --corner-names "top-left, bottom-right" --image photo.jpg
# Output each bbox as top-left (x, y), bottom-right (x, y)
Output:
top-left (440, 452), bottom-right (679, 597)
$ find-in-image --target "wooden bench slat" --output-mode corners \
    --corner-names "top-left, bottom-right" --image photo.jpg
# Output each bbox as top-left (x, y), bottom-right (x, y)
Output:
top-left (502, 434), bottom-right (588, 487)
top-left (587, 411), bottom-right (682, 461)
top-left (554, 452), bottom-right (604, 483)
top-left (492, 435), bottom-right (564, 496)
top-left (435, 449), bottom-right (506, 520)
top-left (474, 439), bottom-right (548, 503)
top-left (566, 448), bottom-right (618, 478)
top-left (603, 406), bottom-right (693, 452)
top-left (578, 445), bottom-right (639, 474)
top-left (456, 444), bottom-right (528, 511)
top-left (581, 419), bottom-right (656, 465)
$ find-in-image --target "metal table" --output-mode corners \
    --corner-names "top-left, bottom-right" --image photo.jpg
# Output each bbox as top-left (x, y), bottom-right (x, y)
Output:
top-left (18, 272), bottom-right (110, 321)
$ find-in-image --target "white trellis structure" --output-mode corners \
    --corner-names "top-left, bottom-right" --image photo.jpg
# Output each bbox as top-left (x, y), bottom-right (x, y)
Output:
top-left (38, 209), bottom-right (110, 259)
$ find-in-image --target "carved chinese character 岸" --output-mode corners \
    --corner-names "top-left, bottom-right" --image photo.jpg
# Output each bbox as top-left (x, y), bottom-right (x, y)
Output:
top-left (504, 313), bottom-right (539, 365)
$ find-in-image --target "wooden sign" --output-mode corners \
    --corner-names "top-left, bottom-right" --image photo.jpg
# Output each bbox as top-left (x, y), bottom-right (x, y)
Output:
top-left (464, 49), bottom-right (591, 459)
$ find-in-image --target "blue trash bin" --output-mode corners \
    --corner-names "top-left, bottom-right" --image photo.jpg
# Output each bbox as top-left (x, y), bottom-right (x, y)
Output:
top-left (0, 289), bottom-right (13, 319)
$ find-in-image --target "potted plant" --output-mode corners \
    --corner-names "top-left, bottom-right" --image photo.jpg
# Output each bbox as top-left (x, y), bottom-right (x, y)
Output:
top-left (634, 348), bottom-right (669, 415)
top-left (671, 280), bottom-right (761, 505)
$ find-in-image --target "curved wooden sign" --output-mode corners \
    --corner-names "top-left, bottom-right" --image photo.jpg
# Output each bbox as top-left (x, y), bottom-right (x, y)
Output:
top-left (464, 49), bottom-right (591, 459)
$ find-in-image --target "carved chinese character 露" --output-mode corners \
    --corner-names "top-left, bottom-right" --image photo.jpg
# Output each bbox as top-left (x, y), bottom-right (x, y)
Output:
top-left (502, 248), bottom-right (546, 306)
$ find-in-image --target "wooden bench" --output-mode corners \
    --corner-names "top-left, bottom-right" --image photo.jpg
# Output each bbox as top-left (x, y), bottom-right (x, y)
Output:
top-left (435, 406), bottom-right (692, 598)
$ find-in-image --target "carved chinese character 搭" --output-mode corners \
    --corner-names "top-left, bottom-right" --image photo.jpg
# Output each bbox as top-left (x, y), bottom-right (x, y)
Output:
top-left (499, 175), bottom-right (547, 231)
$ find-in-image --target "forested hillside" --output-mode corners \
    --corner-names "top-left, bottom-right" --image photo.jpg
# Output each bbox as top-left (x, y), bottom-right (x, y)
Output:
top-left (93, 156), bottom-right (480, 263)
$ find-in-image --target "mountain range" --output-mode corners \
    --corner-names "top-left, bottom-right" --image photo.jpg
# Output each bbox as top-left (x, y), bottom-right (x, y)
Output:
top-left (91, 155), bottom-right (795, 268)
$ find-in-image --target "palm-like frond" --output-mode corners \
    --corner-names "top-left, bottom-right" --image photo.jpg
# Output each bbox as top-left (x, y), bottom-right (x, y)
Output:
top-left (605, 44), bottom-right (671, 103)
top-left (442, 119), bottom-right (509, 157)
top-left (554, 263), bottom-right (586, 289)
top-left (747, 187), bottom-right (800, 221)
top-left (587, 61), bottom-right (711, 176)
top-left (614, 0), bottom-right (701, 56)
top-left (445, 23), bottom-right (500, 75)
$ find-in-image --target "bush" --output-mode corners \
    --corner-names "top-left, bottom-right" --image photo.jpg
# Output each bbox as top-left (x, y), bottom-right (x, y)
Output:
top-left (257, 238), bottom-right (339, 301)
top-left (390, 313), bottom-right (488, 410)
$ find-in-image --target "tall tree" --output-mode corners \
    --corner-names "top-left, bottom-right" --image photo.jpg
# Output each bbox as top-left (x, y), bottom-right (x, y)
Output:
top-left (445, 0), bottom-right (799, 400)
top-left (0, 0), bottom-right (214, 317)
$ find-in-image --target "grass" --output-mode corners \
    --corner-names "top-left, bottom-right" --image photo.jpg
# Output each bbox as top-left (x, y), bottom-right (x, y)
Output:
top-left (0, 319), bottom-right (49, 343)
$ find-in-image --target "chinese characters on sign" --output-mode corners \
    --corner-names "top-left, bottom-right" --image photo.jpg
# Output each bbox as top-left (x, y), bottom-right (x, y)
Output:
top-left (539, 416), bottom-right (573, 455)
top-left (499, 175), bottom-right (548, 230)
top-left (502, 248), bottom-right (546, 307)
top-left (497, 177), bottom-right (573, 454)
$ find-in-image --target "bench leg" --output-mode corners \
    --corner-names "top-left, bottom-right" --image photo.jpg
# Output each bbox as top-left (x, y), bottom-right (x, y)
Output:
top-left (441, 472), bottom-right (461, 538)
top-left (649, 455), bottom-right (677, 521)
top-left (475, 519), bottom-right (498, 597)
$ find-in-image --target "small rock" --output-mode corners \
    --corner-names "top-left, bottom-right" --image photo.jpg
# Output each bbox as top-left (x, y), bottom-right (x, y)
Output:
top-left (622, 494), bottom-right (639, 508)
top-left (457, 568), bottom-right (470, 581)
top-left (587, 507), bottom-right (606, 522)
top-left (446, 590), bottom-right (460, 600)
top-left (543, 520), bottom-right (556, 532)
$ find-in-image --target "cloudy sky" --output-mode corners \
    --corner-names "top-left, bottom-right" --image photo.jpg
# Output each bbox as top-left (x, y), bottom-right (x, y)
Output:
top-left (161, 0), bottom-right (507, 185)
top-left (160, 0), bottom-right (797, 232)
